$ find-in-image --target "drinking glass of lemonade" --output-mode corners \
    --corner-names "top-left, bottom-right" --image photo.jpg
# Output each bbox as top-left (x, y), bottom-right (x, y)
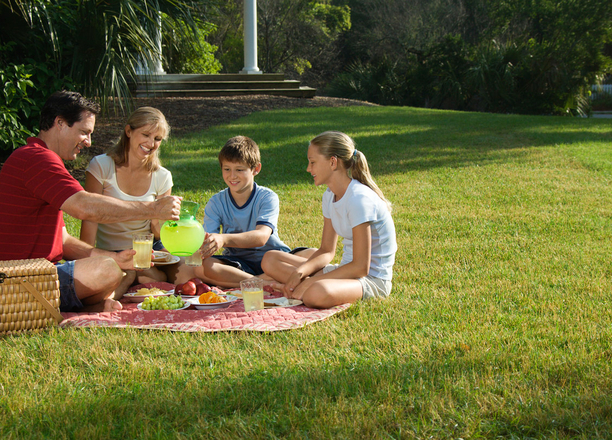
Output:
top-left (241, 278), bottom-right (264, 312)
top-left (185, 251), bottom-right (202, 266)
top-left (132, 233), bottom-right (154, 270)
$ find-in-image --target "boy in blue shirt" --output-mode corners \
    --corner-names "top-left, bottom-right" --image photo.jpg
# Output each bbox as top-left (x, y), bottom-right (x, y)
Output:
top-left (194, 136), bottom-right (311, 288)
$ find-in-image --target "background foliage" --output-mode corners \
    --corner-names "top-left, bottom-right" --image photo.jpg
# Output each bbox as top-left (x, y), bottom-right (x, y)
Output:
top-left (207, 0), bottom-right (350, 87)
top-left (194, 0), bottom-right (612, 115)
top-left (163, 17), bottom-right (222, 74)
top-left (1, 0), bottom-right (611, 155)
top-left (0, 0), bottom-right (213, 154)
top-left (326, 0), bottom-right (612, 116)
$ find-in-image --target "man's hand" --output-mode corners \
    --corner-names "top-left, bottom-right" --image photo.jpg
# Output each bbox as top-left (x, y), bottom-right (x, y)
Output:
top-left (113, 249), bottom-right (137, 271)
top-left (154, 196), bottom-right (182, 221)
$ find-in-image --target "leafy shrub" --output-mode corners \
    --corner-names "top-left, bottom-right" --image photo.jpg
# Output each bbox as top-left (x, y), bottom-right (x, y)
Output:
top-left (328, 35), bottom-right (597, 116)
top-left (0, 64), bottom-right (37, 156)
top-left (421, 35), bottom-right (472, 110)
top-left (164, 19), bottom-right (222, 74)
top-left (325, 58), bottom-right (407, 106)
top-left (2, 0), bottom-right (203, 113)
top-left (1, 52), bottom-right (75, 161)
top-left (465, 41), bottom-right (520, 112)
top-left (325, 62), bottom-right (380, 103)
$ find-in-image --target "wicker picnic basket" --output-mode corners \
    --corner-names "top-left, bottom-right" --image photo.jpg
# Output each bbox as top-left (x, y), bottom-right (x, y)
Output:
top-left (0, 258), bottom-right (63, 335)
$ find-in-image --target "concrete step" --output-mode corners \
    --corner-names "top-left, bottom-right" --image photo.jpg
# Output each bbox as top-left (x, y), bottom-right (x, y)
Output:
top-left (133, 73), bottom-right (316, 98)
top-left (137, 73), bottom-right (286, 82)
top-left (134, 87), bottom-right (317, 99)
top-left (136, 80), bottom-right (302, 91)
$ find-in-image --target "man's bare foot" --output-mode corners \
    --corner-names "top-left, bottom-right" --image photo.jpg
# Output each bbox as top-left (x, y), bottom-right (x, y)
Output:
top-left (81, 298), bottom-right (123, 313)
top-left (103, 298), bottom-right (123, 311)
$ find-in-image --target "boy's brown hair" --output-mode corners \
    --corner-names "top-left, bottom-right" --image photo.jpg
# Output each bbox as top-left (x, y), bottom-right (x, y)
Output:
top-left (218, 136), bottom-right (260, 169)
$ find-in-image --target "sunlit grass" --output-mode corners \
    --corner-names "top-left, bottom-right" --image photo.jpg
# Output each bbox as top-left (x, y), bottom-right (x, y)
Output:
top-left (4, 105), bottom-right (612, 438)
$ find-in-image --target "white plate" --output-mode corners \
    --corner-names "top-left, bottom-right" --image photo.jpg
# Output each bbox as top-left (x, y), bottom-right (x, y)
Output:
top-left (190, 294), bottom-right (238, 310)
top-left (227, 289), bottom-right (242, 298)
top-left (137, 300), bottom-right (190, 311)
top-left (152, 255), bottom-right (180, 266)
top-left (124, 289), bottom-right (174, 303)
top-left (264, 297), bottom-right (303, 308)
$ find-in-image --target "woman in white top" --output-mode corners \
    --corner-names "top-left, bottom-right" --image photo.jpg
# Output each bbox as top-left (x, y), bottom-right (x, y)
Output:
top-left (80, 107), bottom-right (173, 297)
top-left (261, 131), bottom-right (397, 309)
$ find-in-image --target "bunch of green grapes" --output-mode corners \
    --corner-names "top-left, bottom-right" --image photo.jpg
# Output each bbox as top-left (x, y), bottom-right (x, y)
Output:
top-left (141, 295), bottom-right (186, 310)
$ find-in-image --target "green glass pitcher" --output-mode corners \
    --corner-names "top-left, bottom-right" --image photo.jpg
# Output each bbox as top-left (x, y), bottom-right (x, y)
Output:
top-left (159, 200), bottom-right (205, 256)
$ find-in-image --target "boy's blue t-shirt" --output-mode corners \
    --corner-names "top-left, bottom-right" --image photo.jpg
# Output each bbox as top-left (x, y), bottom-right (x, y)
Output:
top-left (203, 183), bottom-right (290, 262)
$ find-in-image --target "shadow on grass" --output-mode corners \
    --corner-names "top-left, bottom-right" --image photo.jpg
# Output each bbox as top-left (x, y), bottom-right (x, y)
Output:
top-left (162, 106), bottom-right (612, 192)
top-left (9, 350), bottom-right (612, 438)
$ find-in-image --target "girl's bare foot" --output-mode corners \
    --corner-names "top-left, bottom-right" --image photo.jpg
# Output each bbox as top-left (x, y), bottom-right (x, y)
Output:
top-left (268, 282), bottom-right (286, 292)
top-left (261, 278), bottom-right (277, 287)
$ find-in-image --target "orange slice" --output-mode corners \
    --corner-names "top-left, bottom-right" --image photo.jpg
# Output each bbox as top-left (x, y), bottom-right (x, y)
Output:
top-left (198, 291), bottom-right (227, 304)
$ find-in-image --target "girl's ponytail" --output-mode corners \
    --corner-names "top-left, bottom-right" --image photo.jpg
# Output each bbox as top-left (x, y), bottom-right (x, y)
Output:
top-left (351, 149), bottom-right (392, 212)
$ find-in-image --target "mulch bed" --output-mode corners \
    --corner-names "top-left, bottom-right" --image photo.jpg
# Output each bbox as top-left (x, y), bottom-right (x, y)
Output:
top-left (92, 95), bottom-right (375, 150)
top-left (1, 95), bottom-right (374, 175)
top-left (61, 94), bottom-right (374, 180)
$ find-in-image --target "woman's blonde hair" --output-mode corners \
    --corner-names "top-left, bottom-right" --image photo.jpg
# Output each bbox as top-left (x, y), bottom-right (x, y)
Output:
top-left (107, 107), bottom-right (170, 172)
top-left (310, 131), bottom-right (391, 211)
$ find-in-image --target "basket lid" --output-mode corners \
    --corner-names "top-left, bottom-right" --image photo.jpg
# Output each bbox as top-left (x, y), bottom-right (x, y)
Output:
top-left (0, 258), bottom-right (57, 282)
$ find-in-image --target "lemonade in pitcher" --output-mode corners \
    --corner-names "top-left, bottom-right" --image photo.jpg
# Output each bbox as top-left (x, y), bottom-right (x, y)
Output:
top-left (160, 201), bottom-right (205, 256)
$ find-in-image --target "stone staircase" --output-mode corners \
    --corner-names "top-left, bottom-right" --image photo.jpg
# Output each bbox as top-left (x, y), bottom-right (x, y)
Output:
top-left (133, 73), bottom-right (316, 98)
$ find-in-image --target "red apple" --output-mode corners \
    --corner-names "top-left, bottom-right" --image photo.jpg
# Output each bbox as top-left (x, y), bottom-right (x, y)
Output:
top-left (182, 281), bottom-right (197, 296)
top-left (196, 283), bottom-right (211, 295)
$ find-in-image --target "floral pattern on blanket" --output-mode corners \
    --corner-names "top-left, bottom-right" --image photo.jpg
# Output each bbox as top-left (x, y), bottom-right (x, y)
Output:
top-left (60, 283), bottom-right (351, 332)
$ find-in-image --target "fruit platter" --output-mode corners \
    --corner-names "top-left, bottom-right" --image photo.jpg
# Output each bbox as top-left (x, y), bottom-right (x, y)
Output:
top-left (124, 286), bottom-right (173, 303)
top-left (138, 294), bottom-right (189, 311)
top-left (191, 291), bottom-right (238, 310)
top-left (174, 277), bottom-right (213, 297)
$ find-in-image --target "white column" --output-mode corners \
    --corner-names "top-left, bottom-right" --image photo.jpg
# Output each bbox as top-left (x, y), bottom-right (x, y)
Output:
top-left (136, 10), bottom-right (165, 75)
top-left (240, 0), bottom-right (262, 74)
top-left (152, 11), bottom-right (165, 74)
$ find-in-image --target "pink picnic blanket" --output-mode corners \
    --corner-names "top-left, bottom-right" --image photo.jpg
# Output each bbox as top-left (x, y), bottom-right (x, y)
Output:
top-left (59, 283), bottom-right (351, 332)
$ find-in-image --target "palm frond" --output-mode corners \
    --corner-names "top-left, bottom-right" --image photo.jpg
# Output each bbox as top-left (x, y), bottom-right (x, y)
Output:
top-left (4, 0), bottom-right (202, 113)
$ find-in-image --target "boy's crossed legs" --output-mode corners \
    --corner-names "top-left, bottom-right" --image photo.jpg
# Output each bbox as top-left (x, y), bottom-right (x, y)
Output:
top-left (170, 248), bottom-right (316, 289)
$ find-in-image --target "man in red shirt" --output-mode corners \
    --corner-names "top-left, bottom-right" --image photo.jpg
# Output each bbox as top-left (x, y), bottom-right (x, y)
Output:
top-left (0, 91), bottom-right (181, 312)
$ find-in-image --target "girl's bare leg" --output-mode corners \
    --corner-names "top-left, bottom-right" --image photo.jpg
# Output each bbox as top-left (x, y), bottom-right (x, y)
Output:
top-left (301, 278), bottom-right (363, 309)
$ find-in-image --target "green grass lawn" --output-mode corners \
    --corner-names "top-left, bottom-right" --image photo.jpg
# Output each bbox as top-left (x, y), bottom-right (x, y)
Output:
top-left (2, 106), bottom-right (612, 439)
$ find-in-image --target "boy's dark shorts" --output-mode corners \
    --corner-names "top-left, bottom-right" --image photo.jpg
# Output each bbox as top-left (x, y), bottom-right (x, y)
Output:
top-left (212, 247), bottom-right (309, 276)
top-left (55, 260), bottom-right (84, 312)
